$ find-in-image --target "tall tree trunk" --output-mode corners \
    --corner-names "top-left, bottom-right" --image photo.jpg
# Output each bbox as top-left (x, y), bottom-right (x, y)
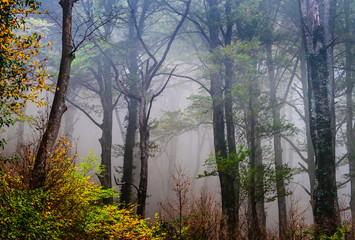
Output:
top-left (255, 137), bottom-right (265, 231)
top-left (98, 59), bottom-right (114, 204)
top-left (299, 0), bottom-right (338, 236)
top-left (120, 1), bottom-right (139, 205)
top-left (120, 97), bottom-right (138, 205)
top-left (207, 0), bottom-right (238, 237)
top-left (246, 83), bottom-right (263, 240)
top-left (300, 45), bottom-right (315, 208)
top-left (266, 42), bottom-right (287, 238)
top-left (31, 0), bottom-right (77, 190)
top-left (344, 0), bottom-right (355, 234)
top-left (136, 95), bottom-right (149, 217)
top-left (224, 0), bottom-right (240, 229)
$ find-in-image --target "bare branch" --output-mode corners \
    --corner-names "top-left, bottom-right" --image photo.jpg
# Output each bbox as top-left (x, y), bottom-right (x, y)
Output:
top-left (282, 135), bottom-right (307, 162)
top-left (156, 72), bottom-right (211, 95)
top-left (146, 66), bottom-right (177, 125)
top-left (114, 175), bottom-right (141, 194)
top-left (66, 98), bottom-right (102, 129)
top-left (337, 179), bottom-right (350, 189)
top-left (94, 41), bottom-right (140, 100)
top-left (112, 93), bottom-right (123, 110)
top-left (163, 0), bottom-right (210, 45)
top-left (146, 0), bottom-right (191, 89)
top-left (284, 101), bottom-right (305, 122)
top-left (280, 57), bottom-right (300, 105)
top-left (128, 0), bottom-right (158, 68)
top-left (336, 154), bottom-right (347, 167)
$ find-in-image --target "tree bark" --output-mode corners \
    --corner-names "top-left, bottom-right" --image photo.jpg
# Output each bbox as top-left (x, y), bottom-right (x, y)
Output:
top-left (136, 95), bottom-right (148, 217)
top-left (206, 0), bottom-right (238, 237)
top-left (299, 0), bottom-right (339, 236)
top-left (300, 45), bottom-right (316, 208)
top-left (120, 0), bottom-right (140, 205)
top-left (344, 0), bottom-right (355, 234)
top-left (266, 42), bottom-right (287, 238)
top-left (31, 0), bottom-right (77, 190)
top-left (224, 0), bottom-right (240, 230)
top-left (97, 58), bottom-right (114, 204)
top-left (246, 83), bottom-right (264, 240)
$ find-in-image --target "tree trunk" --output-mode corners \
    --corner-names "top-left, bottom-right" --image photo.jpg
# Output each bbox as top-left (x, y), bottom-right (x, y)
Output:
top-left (31, 0), bottom-right (76, 190)
top-left (255, 137), bottom-right (266, 231)
top-left (266, 42), bottom-right (287, 238)
top-left (97, 58), bottom-right (114, 204)
top-left (136, 95), bottom-right (149, 217)
top-left (300, 46), bottom-right (316, 207)
top-left (344, 0), bottom-right (355, 234)
top-left (246, 83), bottom-right (263, 240)
top-left (207, 0), bottom-right (238, 237)
top-left (299, 0), bottom-right (338, 235)
top-left (120, 2), bottom-right (139, 205)
top-left (120, 97), bottom-right (138, 205)
top-left (224, 0), bottom-right (240, 229)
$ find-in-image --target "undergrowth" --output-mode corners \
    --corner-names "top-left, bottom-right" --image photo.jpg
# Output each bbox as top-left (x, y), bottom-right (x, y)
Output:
top-left (0, 137), bottom-right (164, 239)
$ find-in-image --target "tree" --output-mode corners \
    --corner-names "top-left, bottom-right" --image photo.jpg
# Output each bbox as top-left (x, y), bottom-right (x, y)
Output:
top-left (120, 0), bottom-right (145, 206)
top-left (298, 0), bottom-right (339, 236)
top-left (31, 0), bottom-right (78, 190)
top-left (0, 0), bottom-right (50, 149)
top-left (67, 0), bottom-right (124, 204)
top-left (344, 0), bottom-right (355, 233)
top-left (110, 0), bottom-right (191, 217)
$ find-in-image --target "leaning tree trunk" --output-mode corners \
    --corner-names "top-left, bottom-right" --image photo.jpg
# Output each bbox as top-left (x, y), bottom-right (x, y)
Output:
top-left (299, 0), bottom-right (338, 236)
top-left (31, 0), bottom-right (77, 190)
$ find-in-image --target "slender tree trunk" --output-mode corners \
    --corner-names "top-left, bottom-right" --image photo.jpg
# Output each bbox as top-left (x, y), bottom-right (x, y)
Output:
top-left (224, 0), bottom-right (240, 229)
top-left (255, 137), bottom-right (266, 231)
top-left (136, 95), bottom-right (149, 217)
top-left (247, 83), bottom-right (263, 240)
top-left (31, 0), bottom-right (77, 190)
top-left (120, 2), bottom-right (139, 204)
top-left (300, 46), bottom-right (316, 208)
top-left (266, 42), bottom-right (287, 238)
top-left (299, 0), bottom-right (338, 235)
top-left (207, 0), bottom-right (238, 237)
top-left (120, 98), bottom-right (138, 205)
top-left (98, 59), bottom-right (114, 204)
top-left (344, 0), bottom-right (355, 234)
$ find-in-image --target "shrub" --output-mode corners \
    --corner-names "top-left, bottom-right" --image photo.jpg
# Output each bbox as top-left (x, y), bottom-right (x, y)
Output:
top-left (0, 137), bottom-right (164, 239)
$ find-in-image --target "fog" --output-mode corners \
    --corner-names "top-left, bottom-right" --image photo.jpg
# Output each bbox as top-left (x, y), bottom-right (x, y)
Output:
top-left (2, 0), bottom-right (354, 238)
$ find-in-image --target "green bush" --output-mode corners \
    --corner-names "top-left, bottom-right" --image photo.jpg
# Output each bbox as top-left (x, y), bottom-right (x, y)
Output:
top-left (0, 137), bottom-right (164, 239)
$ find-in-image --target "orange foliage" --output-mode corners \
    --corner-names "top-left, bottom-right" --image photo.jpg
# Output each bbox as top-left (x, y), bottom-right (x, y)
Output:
top-left (0, 0), bottom-right (50, 119)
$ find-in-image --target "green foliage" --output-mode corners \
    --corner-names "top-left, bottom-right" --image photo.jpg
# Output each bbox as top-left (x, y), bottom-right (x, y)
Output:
top-left (285, 224), bottom-right (350, 240)
top-left (319, 225), bottom-right (349, 240)
top-left (0, 0), bottom-right (51, 148)
top-left (207, 38), bottom-right (261, 78)
top-left (0, 138), bottom-right (164, 239)
top-left (199, 146), bottom-right (293, 202)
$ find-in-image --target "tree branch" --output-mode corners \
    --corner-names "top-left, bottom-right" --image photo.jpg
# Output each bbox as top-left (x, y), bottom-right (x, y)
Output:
top-left (66, 98), bottom-right (102, 129)
top-left (146, 66), bottom-right (177, 125)
top-left (281, 135), bottom-right (307, 162)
